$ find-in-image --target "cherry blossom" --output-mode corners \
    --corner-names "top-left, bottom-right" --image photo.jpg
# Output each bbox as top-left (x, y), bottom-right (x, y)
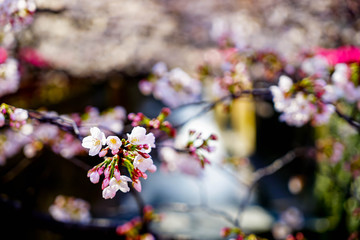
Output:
top-left (133, 155), bottom-right (154, 173)
top-left (10, 108), bottom-right (28, 122)
top-left (106, 135), bottom-right (122, 154)
top-left (140, 63), bottom-right (202, 108)
top-left (102, 176), bottom-right (132, 199)
top-left (49, 195), bottom-right (91, 223)
top-left (127, 126), bottom-right (155, 152)
top-left (270, 75), bottom-right (335, 127)
top-left (81, 127), bottom-right (106, 156)
top-left (0, 0), bottom-right (36, 31)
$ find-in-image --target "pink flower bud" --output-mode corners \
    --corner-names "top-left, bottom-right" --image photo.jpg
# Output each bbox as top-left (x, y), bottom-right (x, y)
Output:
top-left (99, 148), bottom-right (108, 157)
top-left (87, 168), bottom-right (95, 177)
top-left (102, 177), bottom-right (110, 189)
top-left (111, 149), bottom-right (119, 155)
top-left (133, 180), bottom-right (142, 192)
top-left (116, 222), bottom-right (133, 235)
top-left (189, 146), bottom-right (196, 153)
top-left (114, 167), bottom-right (121, 181)
top-left (97, 166), bottom-right (105, 175)
top-left (138, 151), bottom-right (150, 159)
top-left (128, 113), bottom-right (136, 120)
top-left (89, 171), bottom-right (100, 184)
top-left (104, 165), bottom-right (111, 178)
top-left (138, 79), bottom-right (153, 96)
top-left (220, 227), bottom-right (231, 237)
top-left (149, 119), bottom-right (160, 128)
top-left (161, 107), bottom-right (171, 117)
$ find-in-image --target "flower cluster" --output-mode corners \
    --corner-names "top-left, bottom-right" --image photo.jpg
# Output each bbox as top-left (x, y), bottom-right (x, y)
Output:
top-left (213, 50), bottom-right (251, 98)
top-left (159, 130), bottom-right (217, 176)
top-left (116, 205), bottom-right (160, 240)
top-left (0, 0), bottom-right (36, 31)
top-left (48, 195), bottom-right (91, 223)
top-left (0, 105), bottom-right (128, 165)
top-left (83, 126), bottom-right (156, 199)
top-left (186, 130), bottom-right (217, 168)
top-left (221, 227), bottom-right (266, 240)
top-left (139, 62), bottom-right (202, 108)
top-left (0, 103), bottom-right (28, 129)
top-left (128, 107), bottom-right (176, 138)
top-left (270, 75), bottom-right (335, 127)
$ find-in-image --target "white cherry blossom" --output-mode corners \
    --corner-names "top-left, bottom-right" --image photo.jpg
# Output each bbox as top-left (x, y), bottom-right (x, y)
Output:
top-left (106, 136), bottom-right (122, 152)
top-left (109, 176), bottom-right (132, 193)
top-left (127, 126), bottom-right (155, 152)
top-left (133, 155), bottom-right (154, 173)
top-left (82, 127), bottom-right (106, 156)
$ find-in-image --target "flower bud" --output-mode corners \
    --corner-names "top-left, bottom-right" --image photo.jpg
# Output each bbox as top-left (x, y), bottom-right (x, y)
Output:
top-left (161, 107), bottom-right (171, 117)
top-left (97, 165), bottom-right (105, 175)
top-left (133, 180), bottom-right (142, 192)
top-left (90, 171), bottom-right (100, 184)
top-left (138, 151), bottom-right (150, 159)
top-left (128, 113), bottom-right (136, 120)
top-left (114, 167), bottom-right (121, 181)
top-left (99, 148), bottom-right (108, 157)
top-left (102, 177), bottom-right (110, 189)
top-left (104, 165), bottom-right (111, 178)
top-left (209, 134), bottom-right (218, 140)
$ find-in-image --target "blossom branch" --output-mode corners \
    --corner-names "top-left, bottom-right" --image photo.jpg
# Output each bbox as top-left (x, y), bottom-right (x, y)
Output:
top-left (334, 107), bottom-right (360, 132)
top-left (173, 88), bottom-right (271, 128)
top-left (28, 110), bottom-right (82, 139)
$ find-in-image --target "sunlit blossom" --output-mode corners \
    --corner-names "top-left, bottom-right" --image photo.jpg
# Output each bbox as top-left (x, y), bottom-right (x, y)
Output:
top-left (81, 127), bottom-right (106, 156)
top-left (127, 126), bottom-right (155, 152)
top-left (106, 135), bottom-right (122, 154)
top-left (133, 155), bottom-right (154, 173)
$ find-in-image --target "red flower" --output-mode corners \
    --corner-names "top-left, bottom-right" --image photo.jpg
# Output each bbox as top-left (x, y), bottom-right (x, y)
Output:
top-left (316, 46), bottom-right (360, 66)
top-left (0, 47), bottom-right (8, 64)
top-left (19, 47), bottom-right (49, 68)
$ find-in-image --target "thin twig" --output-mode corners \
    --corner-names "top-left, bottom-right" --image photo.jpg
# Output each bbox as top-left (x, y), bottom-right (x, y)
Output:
top-left (234, 148), bottom-right (303, 227)
top-left (173, 89), bottom-right (270, 129)
top-left (161, 203), bottom-right (236, 226)
top-left (334, 108), bottom-right (360, 132)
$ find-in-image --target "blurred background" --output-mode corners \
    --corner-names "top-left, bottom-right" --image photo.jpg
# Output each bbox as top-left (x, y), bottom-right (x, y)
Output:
top-left (1, 0), bottom-right (360, 239)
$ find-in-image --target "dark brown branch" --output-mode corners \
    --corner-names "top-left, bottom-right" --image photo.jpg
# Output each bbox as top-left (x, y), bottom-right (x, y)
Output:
top-left (335, 108), bottom-right (360, 132)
